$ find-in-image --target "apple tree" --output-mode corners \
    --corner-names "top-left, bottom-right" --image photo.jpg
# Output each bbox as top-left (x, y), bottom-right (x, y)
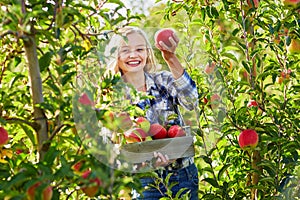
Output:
top-left (0, 0), bottom-right (145, 199)
top-left (152, 0), bottom-right (300, 199)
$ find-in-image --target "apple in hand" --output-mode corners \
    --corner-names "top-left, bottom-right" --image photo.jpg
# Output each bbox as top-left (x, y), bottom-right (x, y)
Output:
top-left (287, 39), bottom-right (300, 54)
top-left (0, 127), bottom-right (9, 146)
top-left (238, 129), bottom-right (259, 150)
top-left (135, 117), bottom-right (151, 133)
top-left (81, 170), bottom-right (102, 197)
top-left (148, 123), bottom-right (167, 139)
top-left (124, 128), bottom-right (148, 143)
top-left (27, 182), bottom-right (53, 200)
top-left (154, 28), bottom-right (175, 47)
top-left (167, 125), bottom-right (185, 138)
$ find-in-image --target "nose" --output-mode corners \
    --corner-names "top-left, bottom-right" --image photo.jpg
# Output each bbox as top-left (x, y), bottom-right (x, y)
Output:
top-left (129, 50), bottom-right (138, 57)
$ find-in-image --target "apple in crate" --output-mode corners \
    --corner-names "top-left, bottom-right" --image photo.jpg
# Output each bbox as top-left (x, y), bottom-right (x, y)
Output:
top-left (167, 125), bottom-right (186, 138)
top-left (148, 123), bottom-right (167, 139)
top-left (124, 128), bottom-right (148, 143)
top-left (135, 117), bottom-right (151, 133)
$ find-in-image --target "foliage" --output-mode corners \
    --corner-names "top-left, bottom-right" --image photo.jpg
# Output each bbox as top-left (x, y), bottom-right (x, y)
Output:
top-left (156, 0), bottom-right (300, 199)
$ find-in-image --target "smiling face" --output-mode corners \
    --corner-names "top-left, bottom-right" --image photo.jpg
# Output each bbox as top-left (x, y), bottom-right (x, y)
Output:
top-left (117, 32), bottom-right (148, 74)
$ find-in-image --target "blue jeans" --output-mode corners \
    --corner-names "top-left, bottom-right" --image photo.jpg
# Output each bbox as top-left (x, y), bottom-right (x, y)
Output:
top-left (136, 163), bottom-right (199, 199)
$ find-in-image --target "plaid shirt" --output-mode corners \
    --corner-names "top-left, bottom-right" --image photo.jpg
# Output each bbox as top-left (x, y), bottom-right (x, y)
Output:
top-left (136, 70), bottom-right (198, 126)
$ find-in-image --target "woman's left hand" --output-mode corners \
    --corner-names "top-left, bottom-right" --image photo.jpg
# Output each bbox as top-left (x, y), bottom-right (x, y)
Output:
top-left (155, 32), bottom-right (179, 59)
top-left (152, 152), bottom-right (176, 168)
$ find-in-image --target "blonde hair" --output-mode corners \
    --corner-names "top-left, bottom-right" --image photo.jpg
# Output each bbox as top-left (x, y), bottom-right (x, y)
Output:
top-left (104, 26), bottom-right (157, 74)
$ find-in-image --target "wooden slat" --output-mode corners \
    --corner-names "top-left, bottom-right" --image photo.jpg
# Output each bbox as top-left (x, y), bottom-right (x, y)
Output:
top-left (119, 136), bottom-right (195, 163)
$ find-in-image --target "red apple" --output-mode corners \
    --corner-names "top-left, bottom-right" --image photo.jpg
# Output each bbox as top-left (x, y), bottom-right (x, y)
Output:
top-left (135, 117), bottom-right (151, 133)
top-left (0, 127), bottom-right (9, 146)
top-left (203, 97), bottom-right (208, 105)
top-left (277, 69), bottom-right (292, 84)
top-left (210, 94), bottom-right (221, 109)
top-left (116, 112), bottom-right (133, 132)
top-left (238, 129), bottom-right (259, 150)
top-left (78, 93), bottom-right (95, 106)
top-left (124, 128), bottom-right (147, 143)
top-left (27, 182), bottom-right (53, 200)
top-left (72, 160), bottom-right (85, 174)
top-left (239, 69), bottom-right (249, 81)
top-left (247, 100), bottom-right (258, 108)
top-left (101, 110), bottom-right (116, 130)
top-left (154, 28), bottom-right (175, 47)
top-left (167, 125), bottom-right (185, 138)
top-left (247, 0), bottom-right (259, 8)
top-left (287, 39), bottom-right (300, 54)
top-left (148, 123), bottom-right (167, 139)
top-left (204, 62), bottom-right (216, 74)
top-left (282, 0), bottom-right (300, 7)
top-left (81, 170), bottom-right (102, 197)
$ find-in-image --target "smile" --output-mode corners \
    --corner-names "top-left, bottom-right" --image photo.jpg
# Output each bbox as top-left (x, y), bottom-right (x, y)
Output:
top-left (126, 61), bottom-right (141, 66)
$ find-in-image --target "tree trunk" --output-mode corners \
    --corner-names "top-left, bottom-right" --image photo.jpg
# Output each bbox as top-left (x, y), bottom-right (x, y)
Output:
top-left (251, 150), bottom-right (261, 200)
top-left (23, 34), bottom-right (48, 161)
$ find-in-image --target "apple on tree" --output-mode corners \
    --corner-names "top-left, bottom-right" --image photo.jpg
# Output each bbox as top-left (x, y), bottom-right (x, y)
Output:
top-left (247, 0), bottom-right (259, 8)
top-left (281, 0), bottom-right (300, 7)
top-left (204, 61), bottom-right (216, 74)
top-left (238, 129), bottom-right (259, 150)
top-left (167, 125), bottom-right (185, 138)
top-left (154, 28), bottom-right (176, 47)
top-left (210, 94), bottom-right (221, 109)
top-left (135, 117), bottom-right (150, 133)
top-left (124, 127), bottom-right (148, 143)
top-left (287, 38), bottom-right (300, 54)
top-left (78, 92), bottom-right (95, 106)
top-left (81, 169), bottom-right (102, 197)
top-left (148, 123), bottom-right (168, 139)
top-left (276, 69), bottom-right (292, 84)
top-left (27, 182), bottom-right (53, 200)
top-left (0, 127), bottom-right (9, 146)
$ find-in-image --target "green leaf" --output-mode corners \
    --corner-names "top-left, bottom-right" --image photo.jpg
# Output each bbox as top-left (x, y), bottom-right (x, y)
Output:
top-left (217, 164), bottom-right (231, 181)
top-left (39, 52), bottom-right (53, 72)
top-left (202, 178), bottom-right (219, 188)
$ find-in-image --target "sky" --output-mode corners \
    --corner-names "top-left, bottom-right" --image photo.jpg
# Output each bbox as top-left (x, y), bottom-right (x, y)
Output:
top-left (122, 0), bottom-right (166, 16)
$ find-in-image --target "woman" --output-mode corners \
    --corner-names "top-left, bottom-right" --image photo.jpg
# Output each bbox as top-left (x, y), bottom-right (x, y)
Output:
top-left (105, 26), bottom-right (199, 199)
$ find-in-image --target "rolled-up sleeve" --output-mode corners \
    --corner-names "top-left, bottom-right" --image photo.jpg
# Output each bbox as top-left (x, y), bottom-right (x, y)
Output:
top-left (172, 70), bottom-right (198, 110)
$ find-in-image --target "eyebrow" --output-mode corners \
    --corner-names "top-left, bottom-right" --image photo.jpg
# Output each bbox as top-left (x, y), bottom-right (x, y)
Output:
top-left (120, 44), bottom-right (147, 48)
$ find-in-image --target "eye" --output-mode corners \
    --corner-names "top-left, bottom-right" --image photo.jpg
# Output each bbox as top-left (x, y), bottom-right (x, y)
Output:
top-left (137, 48), bottom-right (146, 52)
top-left (120, 48), bottom-right (129, 54)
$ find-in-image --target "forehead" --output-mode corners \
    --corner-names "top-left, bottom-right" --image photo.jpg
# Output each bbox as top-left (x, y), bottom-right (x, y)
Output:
top-left (120, 32), bottom-right (147, 47)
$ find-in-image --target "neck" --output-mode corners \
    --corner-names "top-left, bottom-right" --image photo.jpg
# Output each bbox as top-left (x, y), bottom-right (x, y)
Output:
top-left (122, 70), bottom-right (146, 91)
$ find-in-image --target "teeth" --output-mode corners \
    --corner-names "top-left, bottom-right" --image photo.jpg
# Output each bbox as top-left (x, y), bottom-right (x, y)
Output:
top-left (128, 61), bottom-right (140, 65)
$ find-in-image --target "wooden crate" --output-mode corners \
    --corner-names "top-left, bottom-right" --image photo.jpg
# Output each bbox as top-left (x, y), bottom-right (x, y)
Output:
top-left (120, 129), bottom-right (195, 163)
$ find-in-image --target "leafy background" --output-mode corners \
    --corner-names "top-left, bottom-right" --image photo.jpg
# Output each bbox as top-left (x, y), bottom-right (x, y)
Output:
top-left (0, 0), bottom-right (299, 199)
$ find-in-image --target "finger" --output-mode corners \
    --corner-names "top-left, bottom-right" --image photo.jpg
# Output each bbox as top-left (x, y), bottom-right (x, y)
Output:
top-left (158, 41), bottom-right (170, 50)
top-left (172, 33), bottom-right (180, 43)
top-left (157, 152), bottom-right (168, 163)
top-left (169, 37), bottom-right (178, 47)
